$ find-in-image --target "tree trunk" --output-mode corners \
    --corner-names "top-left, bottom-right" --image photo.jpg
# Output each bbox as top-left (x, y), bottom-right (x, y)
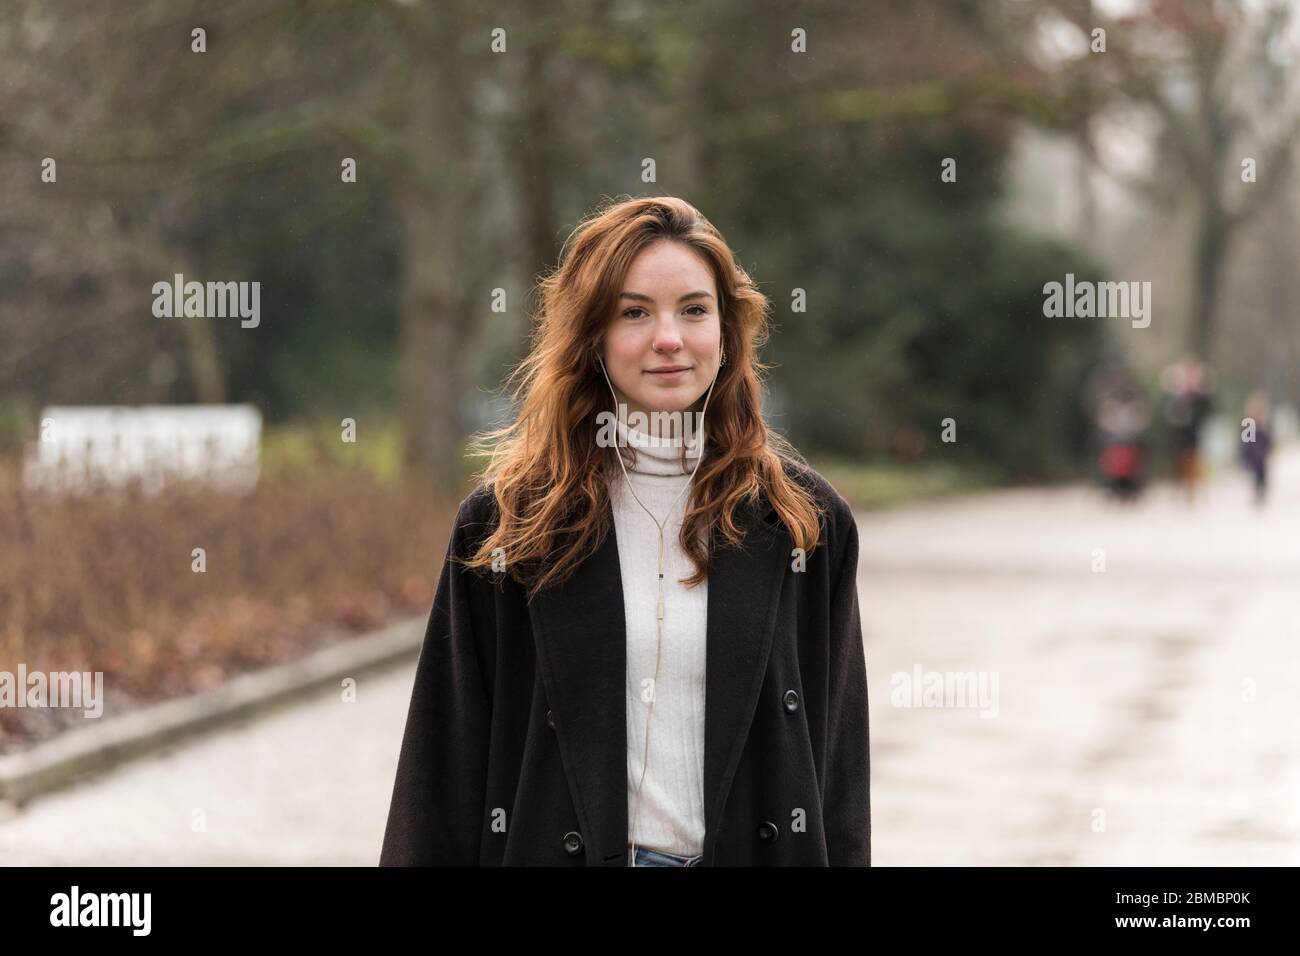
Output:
top-left (515, 43), bottom-right (560, 284)
top-left (396, 16), bottom-right (483, 495)
top-left (397, 198), bottom-right (470, 494)
top-left (1189, 198), bottom-right (1230, 358)
top-left (180, 316), bottom-right (227, 404)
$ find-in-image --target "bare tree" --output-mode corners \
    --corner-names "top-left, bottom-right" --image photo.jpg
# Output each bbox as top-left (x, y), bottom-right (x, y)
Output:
top-left (1045, 0), bottom-right (1300, 357)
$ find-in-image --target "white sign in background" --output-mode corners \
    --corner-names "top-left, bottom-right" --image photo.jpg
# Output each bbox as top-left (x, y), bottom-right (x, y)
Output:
top-left (23, 405), bottom-right (262, 495)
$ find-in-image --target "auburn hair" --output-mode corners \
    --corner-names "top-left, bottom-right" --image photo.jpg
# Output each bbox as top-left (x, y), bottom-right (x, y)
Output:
top-left (461, 195), bottom-right (825, 601)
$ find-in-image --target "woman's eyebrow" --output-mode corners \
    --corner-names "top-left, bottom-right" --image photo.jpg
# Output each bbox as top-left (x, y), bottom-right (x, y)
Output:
top-left (619, 291), bottom-right (715, 303)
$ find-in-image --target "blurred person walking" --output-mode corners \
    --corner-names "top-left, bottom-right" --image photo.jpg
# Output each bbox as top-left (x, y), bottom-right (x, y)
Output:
top-left (1240, 390), bottom-right (1274, 506)
top-left (1096, 391), bottom-right (1150, 502)
top-left (1161, 355), bottom-right (1215, 504)
top-left (1085, 344), bottom-right (1149, 503)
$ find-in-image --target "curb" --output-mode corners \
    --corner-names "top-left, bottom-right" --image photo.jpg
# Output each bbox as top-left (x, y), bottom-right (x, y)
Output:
top-left (0, 615), bottom-right (425, 806)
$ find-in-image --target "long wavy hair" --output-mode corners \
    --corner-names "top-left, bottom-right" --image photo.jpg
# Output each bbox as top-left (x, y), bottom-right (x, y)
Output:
top-left (462, 195), bottom-right (825, 601)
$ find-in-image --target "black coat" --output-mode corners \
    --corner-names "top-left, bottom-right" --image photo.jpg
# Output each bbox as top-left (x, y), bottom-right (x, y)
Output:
top-left (379, 463), bottom-right (870, 866)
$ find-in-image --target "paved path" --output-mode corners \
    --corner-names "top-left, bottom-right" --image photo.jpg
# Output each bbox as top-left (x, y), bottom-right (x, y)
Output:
top-left (0, 666), bottom-right (415, 865)
top-left (2, 448), bottom-right (1296, 864)
top-left (864, 446), bottom-right (1300, 865)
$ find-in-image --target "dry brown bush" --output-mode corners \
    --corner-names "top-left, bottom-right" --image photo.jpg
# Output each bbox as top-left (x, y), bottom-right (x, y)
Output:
top-left (0, 460), bottom-right (457, 751)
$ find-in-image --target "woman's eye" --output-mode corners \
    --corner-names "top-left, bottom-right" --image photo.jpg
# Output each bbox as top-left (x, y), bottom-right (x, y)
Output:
top-left (621, 305), bottom-right (707, 319)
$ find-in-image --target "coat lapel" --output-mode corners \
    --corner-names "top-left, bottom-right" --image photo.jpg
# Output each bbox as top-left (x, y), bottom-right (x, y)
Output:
top-left (700, 497), bottom-right (791, 865)
top-left (528, 492), bottom-right (791, 865)
top-left (527, 502), bottom-right (629, 865)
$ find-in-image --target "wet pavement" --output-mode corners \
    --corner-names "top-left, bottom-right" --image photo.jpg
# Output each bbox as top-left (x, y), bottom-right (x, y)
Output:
top-left (864, 447), bottom-right (1300, 865)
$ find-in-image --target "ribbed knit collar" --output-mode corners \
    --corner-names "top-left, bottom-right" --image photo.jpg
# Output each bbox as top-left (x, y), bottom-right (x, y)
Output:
top-left (615, 412), bottom-right (705, 477)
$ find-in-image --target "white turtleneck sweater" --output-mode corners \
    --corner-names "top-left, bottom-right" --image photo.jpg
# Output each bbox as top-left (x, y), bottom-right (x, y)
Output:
top-left (611, 416), bottom-right (708, 857)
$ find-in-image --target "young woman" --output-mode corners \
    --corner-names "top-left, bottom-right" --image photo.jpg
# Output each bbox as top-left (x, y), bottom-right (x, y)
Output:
top-left (379, 196), bottom-right (870, 867)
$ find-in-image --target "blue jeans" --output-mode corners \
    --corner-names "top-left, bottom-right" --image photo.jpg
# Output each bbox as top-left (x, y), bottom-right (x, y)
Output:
top-left (628, 845), bottom-right (703, 867)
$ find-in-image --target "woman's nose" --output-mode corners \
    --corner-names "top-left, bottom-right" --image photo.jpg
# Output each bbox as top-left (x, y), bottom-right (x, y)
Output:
top-left (652, 317), bottom-right (683, 351)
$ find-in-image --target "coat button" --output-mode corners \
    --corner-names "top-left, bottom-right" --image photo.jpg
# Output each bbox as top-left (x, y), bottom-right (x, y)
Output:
top-left (756, 820), bottom-right (780, 843)
top-left (546, 709), bottom-right (556, 729)
top-left (783, 690), bottom-right (800, 713)
top-left (562, 830), bottom-right (583, 855)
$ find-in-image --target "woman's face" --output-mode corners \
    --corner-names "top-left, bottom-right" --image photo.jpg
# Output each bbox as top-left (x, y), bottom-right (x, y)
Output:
top-left (599, 240), bottom-right (722, 432)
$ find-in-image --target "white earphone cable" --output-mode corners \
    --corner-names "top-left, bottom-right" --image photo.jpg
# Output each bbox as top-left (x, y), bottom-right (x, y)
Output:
top-left (597, 347), bottom-right (722, 867)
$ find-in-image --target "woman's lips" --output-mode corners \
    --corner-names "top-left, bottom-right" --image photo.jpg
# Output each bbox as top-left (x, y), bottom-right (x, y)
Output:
top-left (646, 367), bottom-right (690, 382)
